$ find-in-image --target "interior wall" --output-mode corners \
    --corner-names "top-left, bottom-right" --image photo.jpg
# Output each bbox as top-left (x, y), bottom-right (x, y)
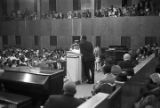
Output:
top-left (41, 0), bottom-right (49, 13)
top-left (1, 17), bottom-right (160, 49)
top-left (152, 0), bottom-right (160, 9)
top-left (81, 0), bottom-right (94, 10)
top-left (56, 0), bottom-right (73, 13)
top-left (7, 0), bottom-right (14, 15)
top-left (19, 0), bottom-right (34, 11)
top-left (101, 0), bottom-right (122, 8)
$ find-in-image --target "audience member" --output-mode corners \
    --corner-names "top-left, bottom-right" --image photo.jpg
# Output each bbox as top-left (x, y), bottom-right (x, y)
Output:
top-left (118, 53), bottom-right (135, 76)
top-left (0, 48), bottom-right (66, 70)
top-left (94, 45), bottom-right (101, 72)
top-left (44, 81), bottom-right (84, 108)
top-left (135, 72), bottom-right (160, 108)
top-left (92, 65), bottom-right (122, 95)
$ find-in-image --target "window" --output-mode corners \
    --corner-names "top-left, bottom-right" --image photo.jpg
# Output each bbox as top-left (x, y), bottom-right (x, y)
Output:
top-left (95, 36), bottom-right (101, 47)
top-left (73, 0), bottom-right (81, 11)
top-left (34, 35), bottom-right (39, 46)
top-left (50, 36), bottom-right (57, 46)
top-left (2, 35), bottom-right (8, 45)
top-left (72, 36), bottom-right (80, 43)
top-left (145, 36), bottom-right (157, 45)
top-left (121, 36), bottom-right (131, 49)
top-left (15, 35), bottom-right (21, 45)
top-left (49, 0), bottom-right (56, 11)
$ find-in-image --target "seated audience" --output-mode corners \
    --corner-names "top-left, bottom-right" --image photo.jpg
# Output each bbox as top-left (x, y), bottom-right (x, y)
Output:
top-left (92, 65), bottom-right (122, 95)
top-left (118, 53), bottom-right (135, 76)
top-left (44, 81), bottom-right (84, 108)
top-left (135, 72), bottom-right (160, 108)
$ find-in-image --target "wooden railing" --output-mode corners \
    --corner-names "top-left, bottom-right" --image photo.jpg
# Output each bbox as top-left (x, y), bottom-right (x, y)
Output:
top-left (78, 54), bottom-right (158, 108)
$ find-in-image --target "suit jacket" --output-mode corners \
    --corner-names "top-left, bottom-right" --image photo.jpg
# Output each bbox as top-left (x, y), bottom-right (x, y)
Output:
top-left (79, 40), bottom-right (94, 62)
top-left (44, 94), bottom-right (83, 108)
top-left (118, 60), bottom-right (135, 76)
top-left (118, 60), bottom-right (134, 69)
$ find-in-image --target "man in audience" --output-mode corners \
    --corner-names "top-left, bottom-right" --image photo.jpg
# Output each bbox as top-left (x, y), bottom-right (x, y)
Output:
top-left (79, 36), bottom-right (95, 84)
top-left (118, 53), bottom-right (135, 76)
top-left (44, 81), bottom-right (84, 108)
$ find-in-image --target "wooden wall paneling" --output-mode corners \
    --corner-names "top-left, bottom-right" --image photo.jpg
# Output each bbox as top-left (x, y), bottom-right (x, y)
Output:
top-left (72, 19), bottom-right (82, 36)
top-left (101, 0), bottom-right (122, 8)
top-left (7, 0), bottom-right (14, 16)
top-left (51, 19), bottom-right (57, 35)
top-left (56, 19), bottom-right (72, 36)
top-left (40, 20), bottom-right (52, 36)
top-left (41, 0), bottom-right (49, 14)
top-left (56, 0), bottom-right (73, 13)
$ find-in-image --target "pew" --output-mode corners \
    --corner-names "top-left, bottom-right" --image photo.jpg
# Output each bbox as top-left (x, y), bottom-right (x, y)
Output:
top-left (78, 54), bottom-right (158, 108)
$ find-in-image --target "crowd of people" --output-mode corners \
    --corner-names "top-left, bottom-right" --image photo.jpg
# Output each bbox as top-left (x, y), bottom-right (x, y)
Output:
top-left (2, 9), bottom-right (92, 21)
top-left (0, 48), bottom-right (66, 70)
top-left (91, 43), bottom-right (159, 95)
top-left (42, 42), bottom-right (160, 108)
top-left (95, 0), bottom-right (160, 17)
top-left (0, 42), bottom-right (159, 108)
top-left (1, 0), bottom-right (160, 21)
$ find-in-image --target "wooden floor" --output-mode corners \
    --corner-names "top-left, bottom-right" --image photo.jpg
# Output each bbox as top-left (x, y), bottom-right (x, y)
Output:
top-left (75, 71), bottom-right (104, 98)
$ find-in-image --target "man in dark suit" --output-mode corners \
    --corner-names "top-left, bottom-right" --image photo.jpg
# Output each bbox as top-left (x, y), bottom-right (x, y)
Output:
top-left (79, 36), bottom-right (95, 84)
top-left (118, 53), bottom-right (135, 76)
top-left (44, 81), bottom-right (84, 108)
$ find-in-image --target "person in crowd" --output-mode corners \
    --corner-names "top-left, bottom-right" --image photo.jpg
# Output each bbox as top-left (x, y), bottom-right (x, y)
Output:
top-left (102, 57), bottom-right (114, 74)
top-left (44, 81), bottom-right (84, 108)
top-left (118, 53), bottom-right (135, 76)
top-left (135, 71), bottom-right (160, 108)
top-left (94, 45), bottom-right (101, 72)
top-left (128, 49), bottom-right (139, 66)
top-left (79, 36), bottom-right (95, 84)
top-left (92, 65), bottom-right (122, 95)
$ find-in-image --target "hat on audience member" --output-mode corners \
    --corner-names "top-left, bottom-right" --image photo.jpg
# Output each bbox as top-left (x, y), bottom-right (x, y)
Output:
top-left (111, 65), bottom-right (122, 75)
top-left (123, 53), bottom-right (131, 61)
top-left (63, 80), bottom-right (76, 96)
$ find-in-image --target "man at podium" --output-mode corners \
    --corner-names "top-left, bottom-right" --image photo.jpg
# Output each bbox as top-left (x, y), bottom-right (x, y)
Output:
top-left (79, 36), bottom-right (95, 84)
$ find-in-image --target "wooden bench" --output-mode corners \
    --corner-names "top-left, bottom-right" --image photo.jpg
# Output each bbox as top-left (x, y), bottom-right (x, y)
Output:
top-left (0, 92), bottom-right (32, 108)
top-left (78, 54), bottom-right (157, 108)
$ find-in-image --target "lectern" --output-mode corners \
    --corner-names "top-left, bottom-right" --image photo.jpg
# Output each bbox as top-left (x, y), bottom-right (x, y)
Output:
top-left (66, 50), bottom-right (82, 83)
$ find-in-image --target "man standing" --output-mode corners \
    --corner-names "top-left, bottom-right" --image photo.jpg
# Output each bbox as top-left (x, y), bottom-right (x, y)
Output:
top-left (79, 36), bottom-right (95, 84)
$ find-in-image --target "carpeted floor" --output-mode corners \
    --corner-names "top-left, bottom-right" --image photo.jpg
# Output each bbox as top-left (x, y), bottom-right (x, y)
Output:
top-left (75, 71), bottom-right (104, 98)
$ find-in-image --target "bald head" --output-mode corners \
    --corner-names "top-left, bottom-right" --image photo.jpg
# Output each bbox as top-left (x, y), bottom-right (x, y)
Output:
top-left (63, 81), bottom-right (76, 96)
top-left (123, 53), bottom-right (131, 61)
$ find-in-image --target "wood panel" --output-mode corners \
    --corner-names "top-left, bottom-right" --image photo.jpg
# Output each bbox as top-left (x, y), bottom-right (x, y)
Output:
top-left (1, 17), bottom-right (160, 49)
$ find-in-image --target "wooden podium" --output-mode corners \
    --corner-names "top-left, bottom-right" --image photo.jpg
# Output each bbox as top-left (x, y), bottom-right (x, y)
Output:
top-left (66, 50), bottom-right (82, 83)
